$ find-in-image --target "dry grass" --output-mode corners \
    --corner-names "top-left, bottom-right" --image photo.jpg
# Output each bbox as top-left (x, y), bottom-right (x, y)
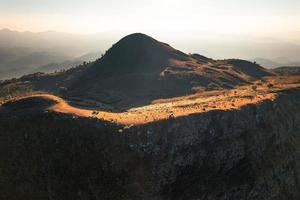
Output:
top-left (3, 75), bottom-right (300, 126)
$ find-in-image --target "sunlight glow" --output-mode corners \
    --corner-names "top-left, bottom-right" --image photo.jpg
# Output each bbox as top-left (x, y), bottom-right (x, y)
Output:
top-left (0, 0), bottom-right (299, 37)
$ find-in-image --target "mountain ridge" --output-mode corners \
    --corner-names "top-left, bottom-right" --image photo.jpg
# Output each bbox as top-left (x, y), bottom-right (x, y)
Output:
top-left (64, 33), bottom-right (273, 108)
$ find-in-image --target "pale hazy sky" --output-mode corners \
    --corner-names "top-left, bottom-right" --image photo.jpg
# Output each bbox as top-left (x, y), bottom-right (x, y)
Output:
top-left (1, 0), bottom-right (300, 61)
top-left (1, 0), bottom-right (300, 38)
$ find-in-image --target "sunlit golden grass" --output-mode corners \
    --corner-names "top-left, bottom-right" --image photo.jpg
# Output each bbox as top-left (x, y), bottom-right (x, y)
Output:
top-left (2, 75), bottom-right (300, 126)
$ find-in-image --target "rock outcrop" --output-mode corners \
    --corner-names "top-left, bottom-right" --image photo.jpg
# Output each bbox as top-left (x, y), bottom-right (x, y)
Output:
top-left (127, 88), bottom-right (300, 199)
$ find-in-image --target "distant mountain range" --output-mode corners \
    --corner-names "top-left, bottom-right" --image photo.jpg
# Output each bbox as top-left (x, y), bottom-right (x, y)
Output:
top-left (272, 66), bottom-right (300, 75)
top-left (252, 57), bottom-right (300, 69)
top-left (27, 52), bottom-right (101, 74)
top-left (0, 29), bottom-right (115, 80)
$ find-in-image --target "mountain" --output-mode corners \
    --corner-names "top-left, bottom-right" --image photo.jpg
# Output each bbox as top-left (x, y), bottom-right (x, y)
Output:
top-left (66, 33), bottom-right (272, 108)
top-left (0, 33), bottom-right (273, 109)
top-left (86, 33), bottom-right (270, 77)
top-left (94, 33), bottom-right (189, 73)
top-left (1, 33), bottom-right (273, 110)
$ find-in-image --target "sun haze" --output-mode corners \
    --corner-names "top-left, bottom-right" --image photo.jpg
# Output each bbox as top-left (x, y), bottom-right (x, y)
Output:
top-left (1, 0), bottom-right (299, 36)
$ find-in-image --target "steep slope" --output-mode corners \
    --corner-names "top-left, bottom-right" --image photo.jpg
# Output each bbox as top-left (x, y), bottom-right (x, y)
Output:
top-left (0, 88), bottom-right (299, 200)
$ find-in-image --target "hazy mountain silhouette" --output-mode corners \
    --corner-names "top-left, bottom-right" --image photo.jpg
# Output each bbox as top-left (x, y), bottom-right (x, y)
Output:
top-left (0, 29), bottom-right (114, 79)
top-left (253, 57), bottom-right (300, 69)
top-left (272, 66), bottom-right (300, 75)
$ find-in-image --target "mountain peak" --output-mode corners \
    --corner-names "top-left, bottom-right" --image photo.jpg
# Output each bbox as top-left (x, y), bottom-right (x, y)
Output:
top-left (119, 32), bottom-right (157, 41)
top-left (93, 33), bottom-right (189, 73)
top-left (109, 32), bottom-right (173, 54)
top-left (115, 33), bottom-right (172, 49)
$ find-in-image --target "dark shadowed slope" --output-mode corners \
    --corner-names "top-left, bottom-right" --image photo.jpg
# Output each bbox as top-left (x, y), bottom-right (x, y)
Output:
top-left (226, 59), bottom-right (271, 78)
top-left (93, 33), bottom-right (190, 73)
top-left (0, 95), bottom-right (57, 114)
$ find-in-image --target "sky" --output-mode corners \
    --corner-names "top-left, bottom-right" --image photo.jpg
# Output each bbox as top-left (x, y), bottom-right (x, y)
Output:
top-left (0, 0), bottom-right (300, 60)
top-left (1, 0), bottom-right (299, 36)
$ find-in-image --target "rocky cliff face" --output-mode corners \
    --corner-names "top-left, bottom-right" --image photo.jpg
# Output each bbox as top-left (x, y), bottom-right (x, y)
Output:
top-left (125, 88), bottom-right (300, 199)
top-left (0, 89), bottom-right (300, 200)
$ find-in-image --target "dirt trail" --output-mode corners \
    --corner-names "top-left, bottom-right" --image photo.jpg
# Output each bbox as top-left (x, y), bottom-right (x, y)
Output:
top-left (28, 92), bottom-right (274, 126)
top-left (28, 92), bottom-right (272, 125)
